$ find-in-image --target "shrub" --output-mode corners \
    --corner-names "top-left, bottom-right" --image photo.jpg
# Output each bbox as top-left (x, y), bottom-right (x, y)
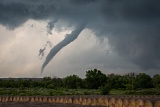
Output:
top-left (100, 84), bottom-right (111, 95)
top-left (156, 84), bottom-right (160, 89)
top-left (125, 84), bottom-right (132, 90)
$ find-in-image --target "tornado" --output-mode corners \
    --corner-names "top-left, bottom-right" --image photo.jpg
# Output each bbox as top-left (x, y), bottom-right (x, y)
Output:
top-left (41, 22), bottom-right (86, 73)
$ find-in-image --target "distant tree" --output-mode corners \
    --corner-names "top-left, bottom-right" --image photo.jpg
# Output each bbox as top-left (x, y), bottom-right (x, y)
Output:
top-left (22, 80), bottom-right (30, 87)
top-left (51, 78), bottom-right (63, 88)
top-left (47, 83), bottom-right (55, 89)
top-left (41, 77), bottom-right (53, 88)
top-left (135, 73), bottom-right (153, 89)
top-left (125, 84), bottom-right (132, 90)
top-left (30, 80), bottom-right (40, 88)
top-left (152, 74), bottom-right (160, 88)
top-left (107, 74), bottom-right (129, 89)
top-left (118, 75), bottom-right (130, 89)
top-left (124, 72), bottom-right (137, 90)
top-left (85, 69), bottom-right (107, 89)
top-left (2, 80), bottom-right (14, 88)
top-left (63, 75), bottom-right (83, 89)
top-left (43, 77), bottom-right (52, 81)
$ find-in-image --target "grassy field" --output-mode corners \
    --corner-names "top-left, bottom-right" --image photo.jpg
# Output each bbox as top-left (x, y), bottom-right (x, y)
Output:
top-left (0, 88), bottom-right (160, 96)
top-left (0, 88), bottom-right (101, 96)
top-left (110, 88), bottom-right (160, 95)
top-left (109, 89), bottom-right (126, 95)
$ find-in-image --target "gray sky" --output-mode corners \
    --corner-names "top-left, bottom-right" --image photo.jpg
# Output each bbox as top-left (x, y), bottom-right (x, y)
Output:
top-left (0, 0), bottom-right (160, 78)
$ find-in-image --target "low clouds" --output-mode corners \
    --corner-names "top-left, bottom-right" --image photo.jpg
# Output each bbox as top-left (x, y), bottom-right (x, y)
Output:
top-left (0, 0), bottom-right (160, 74)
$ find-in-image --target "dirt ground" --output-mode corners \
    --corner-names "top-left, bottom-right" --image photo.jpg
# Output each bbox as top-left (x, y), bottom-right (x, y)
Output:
top-left (0, 102), bottom-right (105, 107)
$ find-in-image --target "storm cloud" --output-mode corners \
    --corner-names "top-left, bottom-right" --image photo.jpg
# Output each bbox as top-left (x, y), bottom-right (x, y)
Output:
top-left (0, 0), bottom-right (160, 72)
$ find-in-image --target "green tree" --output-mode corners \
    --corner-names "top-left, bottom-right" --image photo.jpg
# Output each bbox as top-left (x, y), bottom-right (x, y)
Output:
top-left (30, 81), bottom-right (40, 88)
top-left (135, 73), bottom-right (153, 89)
top-left (42, 77), bottom-right (53, 88)
top-left (85, 69), bottom-right (107, 89)
top-left (63, 75), bottom-right (83, 89)
top-left (51, 78), bottom-right (63, 88)
top-left (47, 83), bottom-right (55, 89)
top-left (152, 74), bottom-right (160, 88)
top-left (124, 72), bottom-right (137, 90)
top-left (107, 74), bottom-right (130, 89)
top-left (43, 77), bottom-right (52, 81)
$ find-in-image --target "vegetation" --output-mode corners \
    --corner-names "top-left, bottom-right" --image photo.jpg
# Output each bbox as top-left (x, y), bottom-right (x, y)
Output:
top-left (0, 69), bottom-right (160, 96)
top-left (100, 84), bottom-right (111, 95)
top-left (85, 69), bottom-right (107, 89)
top-left (0, 88), bottom-right (100, 96)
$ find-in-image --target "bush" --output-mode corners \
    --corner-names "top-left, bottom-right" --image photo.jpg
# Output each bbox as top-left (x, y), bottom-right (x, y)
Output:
top-left (49, 90), bottom-right (54, 96)
top-left (125, 90), bottom-right (136, 95)
top-left (83, 91), bottom-right (91, 95)
top-left (100, 84), bottom-right (111, 95)
top-left (125, 84), bottom-right (132, 90)
top-left (156, 84), bottom-right (160, 89)
top-left (47, 84), bottom-right (55, 89)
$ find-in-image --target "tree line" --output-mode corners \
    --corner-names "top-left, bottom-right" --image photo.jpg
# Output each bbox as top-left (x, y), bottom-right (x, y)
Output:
top-left (0, 69), bottom-right (160, 90)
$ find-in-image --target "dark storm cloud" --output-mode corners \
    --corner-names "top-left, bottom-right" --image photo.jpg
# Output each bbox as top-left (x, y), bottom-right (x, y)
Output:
top-left (0, 0), bottom-right (160, 70)
top-left (0, 0), bottom-right (56, 29)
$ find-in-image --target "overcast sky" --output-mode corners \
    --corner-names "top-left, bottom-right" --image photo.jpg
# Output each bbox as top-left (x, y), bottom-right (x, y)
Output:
top-left (0, 0), bottom-right (160, 78)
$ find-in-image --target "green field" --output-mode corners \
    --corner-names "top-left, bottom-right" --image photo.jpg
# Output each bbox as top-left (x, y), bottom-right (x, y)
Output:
top-left (0, 88), bottom-right (101, 96)
top-left (1, 88), bottom-right (160, 96)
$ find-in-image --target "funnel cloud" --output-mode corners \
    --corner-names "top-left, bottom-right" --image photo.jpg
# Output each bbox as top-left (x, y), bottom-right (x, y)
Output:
top-left (41, 22), bottom-right (86, 73)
